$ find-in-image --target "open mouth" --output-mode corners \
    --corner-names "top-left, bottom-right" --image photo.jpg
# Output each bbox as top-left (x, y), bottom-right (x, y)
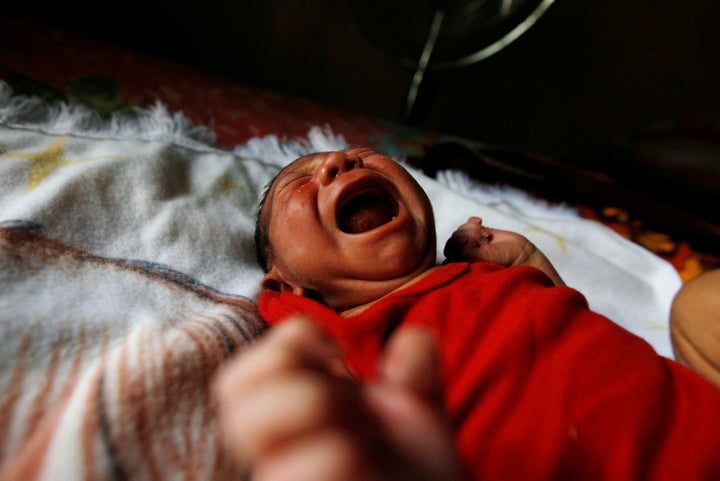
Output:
top-left (337, 189), bottom-right (399, 234)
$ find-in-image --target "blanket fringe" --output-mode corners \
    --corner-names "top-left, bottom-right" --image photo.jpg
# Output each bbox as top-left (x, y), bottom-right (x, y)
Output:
top-left (233, 125), bottom-right (349, 168)
top-left (1, 79), bottom-right (575, 218)
top-left (0, 80), bottom-right (218, 150)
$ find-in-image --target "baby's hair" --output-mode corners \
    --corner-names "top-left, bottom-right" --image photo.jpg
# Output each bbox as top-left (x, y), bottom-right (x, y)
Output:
top-left (254, 177), bottom-right (275, 273)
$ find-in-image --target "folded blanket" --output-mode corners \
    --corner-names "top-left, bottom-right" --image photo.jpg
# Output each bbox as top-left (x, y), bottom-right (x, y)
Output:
top-left (0, 83), bottom-right (271, 480)
top-left (0, 82), bottom-right (682, 480)
top-left (0, 225), bottom-right (265, 481)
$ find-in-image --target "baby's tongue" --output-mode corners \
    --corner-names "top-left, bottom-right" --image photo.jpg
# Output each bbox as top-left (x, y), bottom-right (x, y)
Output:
top-left (339, 196), bottom-right (393, 233)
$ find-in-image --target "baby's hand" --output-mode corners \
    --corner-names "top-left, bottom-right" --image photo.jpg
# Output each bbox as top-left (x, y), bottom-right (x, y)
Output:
top-left (444, 217), bottom-right (565, 286)
top-left (443, 216), bottom-right (534, 267)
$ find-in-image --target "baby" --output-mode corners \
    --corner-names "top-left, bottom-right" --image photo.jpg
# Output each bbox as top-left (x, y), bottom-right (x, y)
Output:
top-left (245, 148), bottom-right (720, 480)
top-left (254, 148), bottom-right (563, 311)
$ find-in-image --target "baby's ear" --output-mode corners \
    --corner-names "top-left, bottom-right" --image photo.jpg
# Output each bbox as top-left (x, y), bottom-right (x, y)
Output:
top-left (262, 269), bottom-right (307, 296)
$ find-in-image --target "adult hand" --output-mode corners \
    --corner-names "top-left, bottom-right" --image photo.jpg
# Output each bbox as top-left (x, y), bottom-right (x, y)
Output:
top-left (212, 316), bottom-right (466, 481)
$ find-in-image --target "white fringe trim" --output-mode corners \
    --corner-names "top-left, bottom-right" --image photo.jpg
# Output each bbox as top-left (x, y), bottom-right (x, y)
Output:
top-left (437, 169), bottom-right (579, 219)
top-left (0, 80), bottom-right (218, 150)
top-left (233, 125), bottom-right (349, 168)
top-left (1, 80), bottom-right (576, 218)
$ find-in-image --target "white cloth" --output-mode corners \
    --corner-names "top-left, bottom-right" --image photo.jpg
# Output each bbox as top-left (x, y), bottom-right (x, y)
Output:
top-left (0, 81), bottom-right (681, 358)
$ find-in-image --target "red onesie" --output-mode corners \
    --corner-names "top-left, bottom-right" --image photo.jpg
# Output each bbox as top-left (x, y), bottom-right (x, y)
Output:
top-left (259, 261), bottom-right (720, 481)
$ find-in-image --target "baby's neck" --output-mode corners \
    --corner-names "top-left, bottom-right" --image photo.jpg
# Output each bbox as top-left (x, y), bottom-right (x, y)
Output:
top-left (339, 265), bottom-right (442, 317)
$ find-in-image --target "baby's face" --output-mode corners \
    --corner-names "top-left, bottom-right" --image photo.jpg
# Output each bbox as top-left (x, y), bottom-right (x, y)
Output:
top-left (260, 147), bottom-right (436, 311)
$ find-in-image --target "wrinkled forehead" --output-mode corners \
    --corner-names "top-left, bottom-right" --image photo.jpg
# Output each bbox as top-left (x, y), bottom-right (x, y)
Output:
top-left (261, 147), bottom-right (386, 218)
top-left (276, 153), bottom-right (318, 180)
top-left (258, 152), bottom-right (324, 226)
top-left (262, 154), bottom-right (315, 208)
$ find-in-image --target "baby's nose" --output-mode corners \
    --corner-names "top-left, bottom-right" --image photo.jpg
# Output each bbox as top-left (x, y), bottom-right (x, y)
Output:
top-left (317, 151), bottom-right (363, 186)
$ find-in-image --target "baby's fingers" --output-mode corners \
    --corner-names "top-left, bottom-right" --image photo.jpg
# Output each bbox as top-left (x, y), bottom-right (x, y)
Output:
top-left (443, 231), bottom-right (469, 260)
top-left (443, 229), bottom-right (491, 261)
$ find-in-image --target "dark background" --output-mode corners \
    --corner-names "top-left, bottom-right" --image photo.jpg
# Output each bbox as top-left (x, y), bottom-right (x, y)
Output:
top-left (4, 0), bottom-right (720, 167)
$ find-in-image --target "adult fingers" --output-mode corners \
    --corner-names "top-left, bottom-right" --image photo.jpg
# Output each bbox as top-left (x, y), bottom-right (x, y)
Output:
top-left (250, 429), bottom-right (398, 481)
top-left (370, 327), bottom-right (468, 481)
top-left (378, 326), bottom-right (443, 405)
top-left (214, 316), bottom-right (344, 402)
top-left (212, 317), bottom-right (349, 468)
top-left (218, 370), bottom-right (360, 463)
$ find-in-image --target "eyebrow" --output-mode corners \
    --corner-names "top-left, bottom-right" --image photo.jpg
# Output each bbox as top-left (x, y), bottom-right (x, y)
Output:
top-left (259, 161), bottom-right (304, 228)
top-left (273, 156), bottom-right (321, 192)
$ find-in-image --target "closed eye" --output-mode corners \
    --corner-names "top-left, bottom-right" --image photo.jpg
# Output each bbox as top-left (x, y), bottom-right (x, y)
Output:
top-left (277, 173), bottom-right (311, 197)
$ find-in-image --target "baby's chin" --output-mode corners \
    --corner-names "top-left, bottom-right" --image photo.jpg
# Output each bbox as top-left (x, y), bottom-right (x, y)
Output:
top-left (334, 260), bottom-right (437, 314)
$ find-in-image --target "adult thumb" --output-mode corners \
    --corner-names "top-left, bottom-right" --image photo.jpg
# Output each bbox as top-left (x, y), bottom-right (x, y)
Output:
top-left (369, 327), bottom-right (467, 481)
top-left (378, 326), bottom-right (444, 409)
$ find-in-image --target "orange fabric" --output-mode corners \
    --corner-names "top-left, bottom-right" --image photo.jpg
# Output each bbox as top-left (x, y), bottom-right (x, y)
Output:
top-left (577, 206), bottom-right (719, 282)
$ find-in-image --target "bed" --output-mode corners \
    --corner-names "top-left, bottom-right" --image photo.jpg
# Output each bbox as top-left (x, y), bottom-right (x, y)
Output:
top-left (0, 16), bottom-right (717, 481)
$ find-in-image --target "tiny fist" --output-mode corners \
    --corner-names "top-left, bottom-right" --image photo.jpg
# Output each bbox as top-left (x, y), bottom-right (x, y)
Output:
top-left (443, 235), bottom-right (467, 259)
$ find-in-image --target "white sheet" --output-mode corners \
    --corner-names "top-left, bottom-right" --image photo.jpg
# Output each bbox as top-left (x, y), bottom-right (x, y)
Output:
top-left (1, 80), bottom-right (680, 358)
top-left (237, 129), bottom-right (682, 358)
